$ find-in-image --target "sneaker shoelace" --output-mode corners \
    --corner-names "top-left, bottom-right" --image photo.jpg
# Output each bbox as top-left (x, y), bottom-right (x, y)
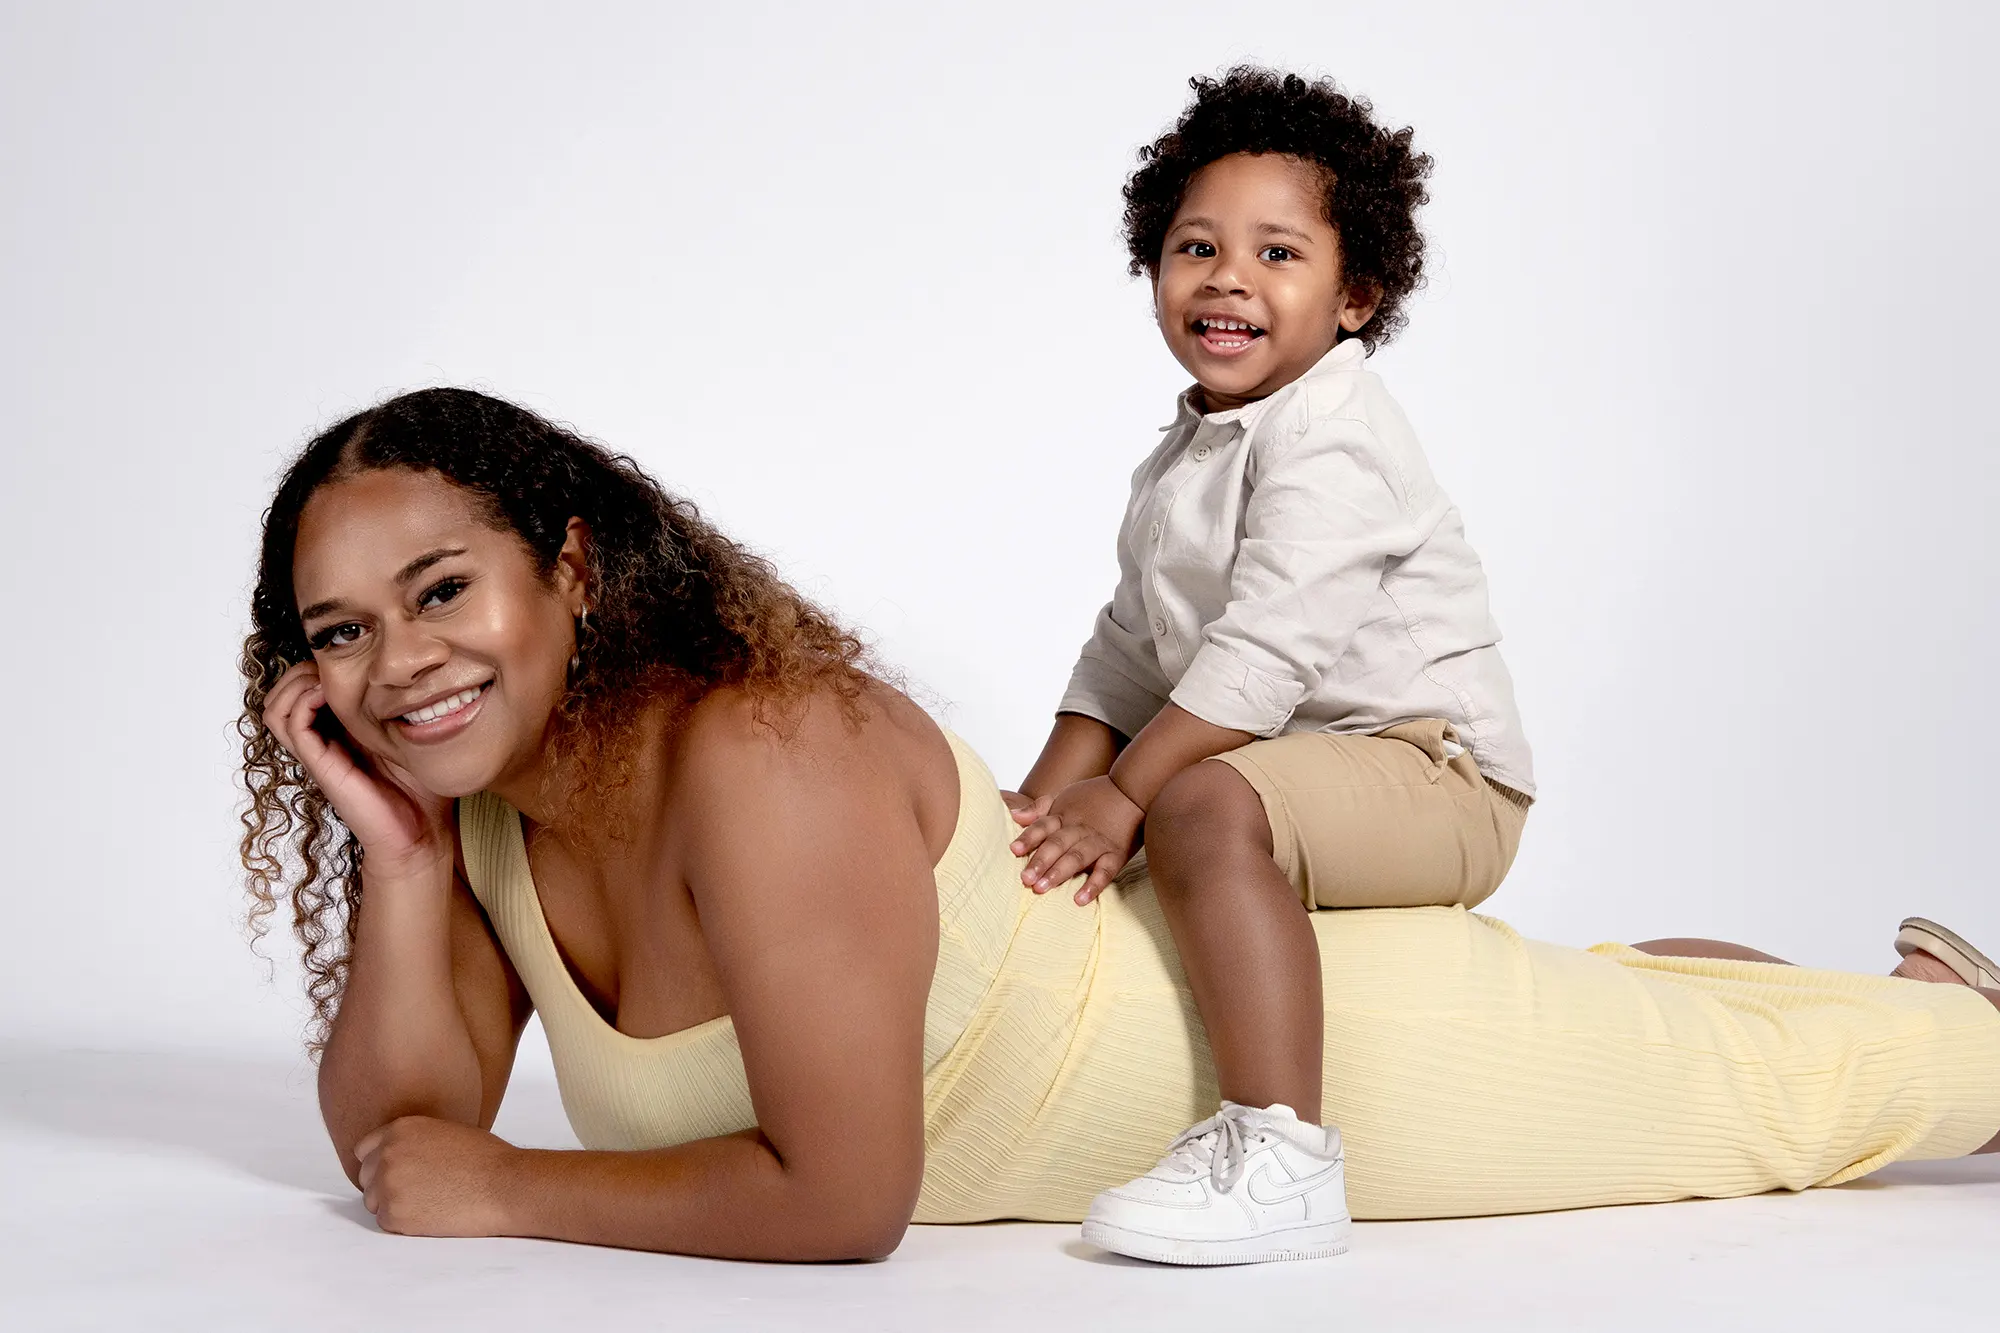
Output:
top-left (1163, 1103), bottom-right (1268, 1194)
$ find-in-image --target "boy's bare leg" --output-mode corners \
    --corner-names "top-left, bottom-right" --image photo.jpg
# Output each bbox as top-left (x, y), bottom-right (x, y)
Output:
top-left (1634, 938), bottom-right (2000, 1154)
top-left (1145, 760), bottom-right (1324, 1124)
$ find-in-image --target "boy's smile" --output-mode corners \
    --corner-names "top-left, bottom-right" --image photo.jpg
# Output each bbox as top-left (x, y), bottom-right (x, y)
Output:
top-left (1154, 152), bottom-right (1379, 413)
top-left (1189, 312), bottom-right (1266, 357)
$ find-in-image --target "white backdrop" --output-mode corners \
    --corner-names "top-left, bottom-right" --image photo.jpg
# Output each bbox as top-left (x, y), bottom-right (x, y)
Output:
top-left (2, 0), bottom-right (1995, 1058)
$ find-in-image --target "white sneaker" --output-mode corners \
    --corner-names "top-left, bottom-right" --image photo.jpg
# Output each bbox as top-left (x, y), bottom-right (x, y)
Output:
top-left (1081, 1101), bottom-right (1351, 1265)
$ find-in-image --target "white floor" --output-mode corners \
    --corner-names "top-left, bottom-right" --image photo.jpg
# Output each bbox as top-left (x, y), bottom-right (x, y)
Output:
top-left (2, 1041), bottom-right (1993, 1332)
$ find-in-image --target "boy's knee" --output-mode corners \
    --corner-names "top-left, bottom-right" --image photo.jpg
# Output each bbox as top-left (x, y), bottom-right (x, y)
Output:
top-left (1147, 760), bottom-right (1269, 853)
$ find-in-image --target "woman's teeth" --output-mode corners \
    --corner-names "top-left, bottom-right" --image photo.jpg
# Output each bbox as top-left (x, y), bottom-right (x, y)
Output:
top-left (401, 685), bottom-right (483, 725)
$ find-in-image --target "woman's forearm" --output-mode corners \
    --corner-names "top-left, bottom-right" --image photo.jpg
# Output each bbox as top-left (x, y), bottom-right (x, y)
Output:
top-left (319, 859), bottom-right (484, 1174)
top-left (1020, 713), bottom-right (1126, 800)
top-left (498, 1130), bottom-right (918, 1261)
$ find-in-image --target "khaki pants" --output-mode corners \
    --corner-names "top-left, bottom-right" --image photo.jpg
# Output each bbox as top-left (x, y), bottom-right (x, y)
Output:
top-left (1208, 720), bottom-right (1531, 911)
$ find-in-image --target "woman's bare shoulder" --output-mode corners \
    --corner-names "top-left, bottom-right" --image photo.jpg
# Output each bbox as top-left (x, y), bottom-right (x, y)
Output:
top-left (669, 678), bottom-right (954, 849)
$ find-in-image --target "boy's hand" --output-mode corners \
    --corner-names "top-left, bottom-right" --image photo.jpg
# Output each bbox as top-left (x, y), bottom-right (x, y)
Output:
top-left (1009, 776), bottom-right (1143, 906)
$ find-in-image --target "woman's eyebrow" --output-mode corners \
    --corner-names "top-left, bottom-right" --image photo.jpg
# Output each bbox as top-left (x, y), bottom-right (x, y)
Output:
top-left (297, 595), bottom-right (348, 624)
top-left (395, 546), bottom-right (469, 585)
top-left (297, 546), bottom-right (468, 623)
top-left (1166, 215), bottom-right (1218, 235)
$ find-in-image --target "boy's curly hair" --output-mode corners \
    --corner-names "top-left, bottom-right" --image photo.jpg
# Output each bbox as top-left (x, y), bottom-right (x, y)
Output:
top-left (1123, 66), bottom-right (1434, 351)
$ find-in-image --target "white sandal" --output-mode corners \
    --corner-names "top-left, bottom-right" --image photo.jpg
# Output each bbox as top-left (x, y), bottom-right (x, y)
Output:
top-left (1895, 917), bottom-right (2000, 989)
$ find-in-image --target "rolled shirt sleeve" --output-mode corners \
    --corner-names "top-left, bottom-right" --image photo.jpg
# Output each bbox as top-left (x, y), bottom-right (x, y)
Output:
top-left (1169, 418), bottom-right (1411, 737)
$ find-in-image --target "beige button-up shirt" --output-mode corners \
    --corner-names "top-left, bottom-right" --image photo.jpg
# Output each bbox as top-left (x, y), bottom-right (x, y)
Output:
top-left (1058, 340), bottom-right (1534, 795)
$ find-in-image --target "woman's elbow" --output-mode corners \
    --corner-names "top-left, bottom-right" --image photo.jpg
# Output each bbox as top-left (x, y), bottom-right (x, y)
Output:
top-left (793, 1188), bottom-right (915, 1262)
top-left (828, 1216), bottom-right (908, 1256)
top-left (792, 1166), bottom-right (919, 1261)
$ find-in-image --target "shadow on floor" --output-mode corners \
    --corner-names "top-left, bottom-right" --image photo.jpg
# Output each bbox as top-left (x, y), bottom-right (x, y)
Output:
top-left (1841, 1155), bottom-right (2000, 1188)
top-left (6, 1039), bottom-right (1989, 1223)
top-left (0, 1041), bottom-right (347, 1193)
top-left (0, 1040), bottom-right (579, 1197)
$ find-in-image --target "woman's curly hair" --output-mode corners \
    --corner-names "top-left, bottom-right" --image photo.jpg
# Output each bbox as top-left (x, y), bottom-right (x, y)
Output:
top-left (237, 387), bottom-right (872, 1050)
top-left (1123, 66), bottom-right (1434, 351)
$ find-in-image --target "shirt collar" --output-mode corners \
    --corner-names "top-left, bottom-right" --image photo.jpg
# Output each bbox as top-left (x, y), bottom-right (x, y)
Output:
top-left (1159, 338), bottom-right (1369, 432)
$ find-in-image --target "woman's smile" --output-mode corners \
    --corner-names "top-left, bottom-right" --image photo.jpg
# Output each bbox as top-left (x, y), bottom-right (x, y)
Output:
top-left (388, 679), bottom-right (492, 744)
top-left (290, 466), bottom-right (585, 803)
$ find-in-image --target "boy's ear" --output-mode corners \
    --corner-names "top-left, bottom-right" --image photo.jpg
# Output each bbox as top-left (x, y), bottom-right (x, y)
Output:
top-left (1338, 282), bottom-right (1382, 334)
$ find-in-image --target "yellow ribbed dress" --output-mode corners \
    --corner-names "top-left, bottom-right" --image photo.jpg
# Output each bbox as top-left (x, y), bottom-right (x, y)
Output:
top-left (459, 732), bottom-right (2000, 1222)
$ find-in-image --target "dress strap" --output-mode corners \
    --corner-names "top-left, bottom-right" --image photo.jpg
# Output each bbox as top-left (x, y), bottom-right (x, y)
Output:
top-left (455, 792), bottom-right (513, 919)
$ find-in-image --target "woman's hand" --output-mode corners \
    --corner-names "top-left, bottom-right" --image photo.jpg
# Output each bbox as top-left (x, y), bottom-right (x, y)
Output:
top-left (262, 660), bottom-right (454, 877)
top-left (1010, 776), bottom-right (1143, 905)
top-left (1000, 789), bottom-right (1050, 820)
top-left (355, 1116), bottom-right (518, 1237)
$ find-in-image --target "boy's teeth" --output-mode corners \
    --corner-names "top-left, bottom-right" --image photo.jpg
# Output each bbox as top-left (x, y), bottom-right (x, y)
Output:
top-left (402, 685), bottom-right (482, 724)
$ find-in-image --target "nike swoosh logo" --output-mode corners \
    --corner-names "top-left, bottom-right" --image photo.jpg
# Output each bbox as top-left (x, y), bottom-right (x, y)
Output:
top-left (1244, 1160), bottom-right (1342, 1207)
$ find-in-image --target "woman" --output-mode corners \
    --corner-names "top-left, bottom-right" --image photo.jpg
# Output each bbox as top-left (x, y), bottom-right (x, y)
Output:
top-left (241, 388), bottom-right (2000, 1263)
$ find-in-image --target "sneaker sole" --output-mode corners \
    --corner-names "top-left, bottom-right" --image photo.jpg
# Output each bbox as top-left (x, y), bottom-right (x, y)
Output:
top-left (1080, 1216), bottom-right (1352, 1266)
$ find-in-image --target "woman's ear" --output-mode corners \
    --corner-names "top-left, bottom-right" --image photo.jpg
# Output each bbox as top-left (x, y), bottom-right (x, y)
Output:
top-left (555, 517), bottom-right (593, 612)
top-left (1338, 282), bottom-right (1383, 335)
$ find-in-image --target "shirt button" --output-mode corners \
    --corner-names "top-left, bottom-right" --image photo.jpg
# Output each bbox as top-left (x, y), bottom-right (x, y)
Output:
top-left (1192, 444), bottom-right (1212, 461)
top-left (1148, 521), bottom-right (1163, 542)
top-left (1151, 617), bottom-right (1167, 637)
